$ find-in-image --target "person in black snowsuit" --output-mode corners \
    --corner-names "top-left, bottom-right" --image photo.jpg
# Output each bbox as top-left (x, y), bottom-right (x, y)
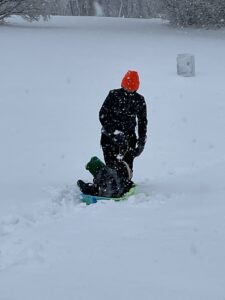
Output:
top-left (99, 70), bottom-right (148, 172)
top-left (77, 71), bottom-right (147, 198)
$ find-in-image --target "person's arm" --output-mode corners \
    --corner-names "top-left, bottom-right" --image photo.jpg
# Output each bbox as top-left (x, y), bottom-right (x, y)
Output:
top-left (137, 96), bottom-right (147, 143)
top-left (134, 96), bottom-right (148, 156)
top-left (99, 91), bottom-right (115, 135)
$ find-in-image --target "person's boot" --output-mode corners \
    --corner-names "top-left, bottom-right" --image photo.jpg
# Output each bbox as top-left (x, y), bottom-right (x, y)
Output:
top-left (77, 180), bottom-right (98, 196)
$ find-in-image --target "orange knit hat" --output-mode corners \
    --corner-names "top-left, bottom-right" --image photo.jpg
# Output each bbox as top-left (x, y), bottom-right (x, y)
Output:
top-left (121, 70), bottom-right (140, 92)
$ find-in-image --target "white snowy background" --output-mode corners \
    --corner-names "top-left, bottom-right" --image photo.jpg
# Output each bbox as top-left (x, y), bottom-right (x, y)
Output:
top-left (0, 16), bottom-right (225, 300)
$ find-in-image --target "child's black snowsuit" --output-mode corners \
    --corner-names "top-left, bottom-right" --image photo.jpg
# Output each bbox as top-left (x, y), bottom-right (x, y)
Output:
top-left (99, 88), bottom-right (147, 171)
top-left (77, 160), bottom-right (133, 198)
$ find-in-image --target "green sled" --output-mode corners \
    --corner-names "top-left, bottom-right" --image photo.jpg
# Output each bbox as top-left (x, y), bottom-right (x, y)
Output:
top-left (80, 185), bottom-right (136, 205)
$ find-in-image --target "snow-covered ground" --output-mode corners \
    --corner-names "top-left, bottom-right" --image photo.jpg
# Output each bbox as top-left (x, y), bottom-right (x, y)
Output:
top-left (0, 16), bottom-right (225, 300)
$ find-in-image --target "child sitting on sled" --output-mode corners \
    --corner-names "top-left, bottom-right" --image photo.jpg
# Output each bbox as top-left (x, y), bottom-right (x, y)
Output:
top-left (77, 156), bottom-right (134, 198)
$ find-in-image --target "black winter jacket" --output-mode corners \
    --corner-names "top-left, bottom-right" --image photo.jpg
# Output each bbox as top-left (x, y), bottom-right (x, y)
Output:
top-left (99, 88), bottom-right (147, 143)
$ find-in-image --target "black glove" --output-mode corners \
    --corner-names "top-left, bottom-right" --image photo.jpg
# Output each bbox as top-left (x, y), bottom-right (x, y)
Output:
top-left (132, 139), bottom-right (145, 157)
top-left (111, 132), bottom-right (128, 156)
top-left (112, 132), bottom-right (126, 144)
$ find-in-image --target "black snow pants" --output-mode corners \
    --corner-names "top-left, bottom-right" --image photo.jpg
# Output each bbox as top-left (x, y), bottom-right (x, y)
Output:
top-left (100, 132), bottom-right (137, 171)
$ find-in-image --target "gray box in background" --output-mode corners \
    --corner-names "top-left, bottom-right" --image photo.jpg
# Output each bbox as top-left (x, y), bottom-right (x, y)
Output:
top-left (177, 54), bottom-right (195, 77)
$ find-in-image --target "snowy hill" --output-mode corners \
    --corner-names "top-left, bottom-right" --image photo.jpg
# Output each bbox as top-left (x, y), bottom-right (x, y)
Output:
top-left (0, 16), bottom-right (225, 300)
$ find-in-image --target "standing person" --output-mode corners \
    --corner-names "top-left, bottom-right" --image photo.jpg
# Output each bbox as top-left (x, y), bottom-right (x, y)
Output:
top-left (99, 70), bottom-right (148, 173)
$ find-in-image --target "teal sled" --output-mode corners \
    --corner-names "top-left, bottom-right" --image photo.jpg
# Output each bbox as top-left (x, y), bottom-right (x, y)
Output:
top-left (80, 185), bottom-right (136, 205)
